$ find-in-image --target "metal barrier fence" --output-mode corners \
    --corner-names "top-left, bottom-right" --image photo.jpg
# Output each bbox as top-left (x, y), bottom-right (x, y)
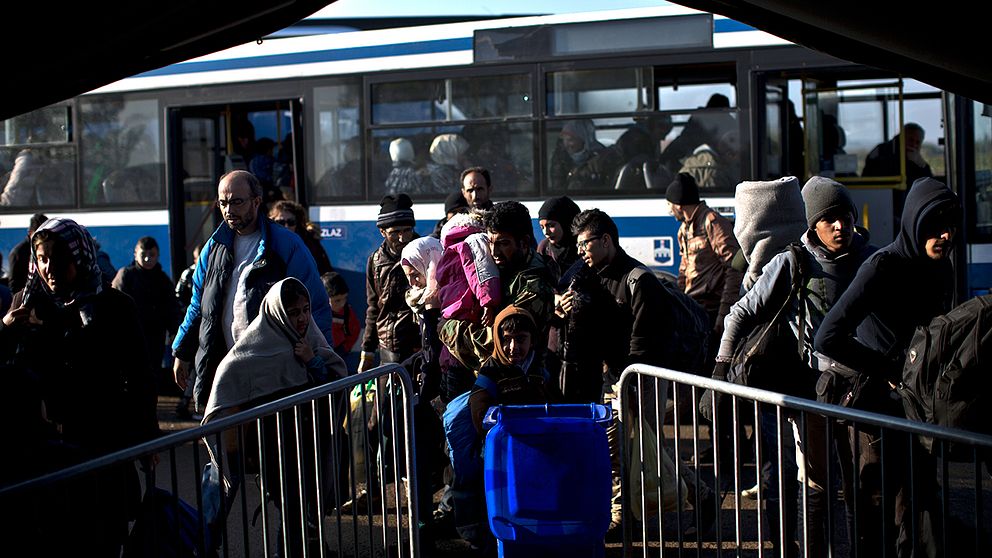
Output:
top-left (618, 364), bottom-right (992, 558)
top-left (0, 363), bottom-right (420, 558)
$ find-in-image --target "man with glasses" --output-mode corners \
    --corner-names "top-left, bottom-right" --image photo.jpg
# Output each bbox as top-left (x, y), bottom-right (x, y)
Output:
top-left (171, 170), bottom-right (332, 412)
top-left (563, 208), bottom-right (716, 538)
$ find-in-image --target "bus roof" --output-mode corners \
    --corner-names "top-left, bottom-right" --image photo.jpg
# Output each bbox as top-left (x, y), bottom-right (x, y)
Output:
top-left (91, 6), bottom-right (788, 94)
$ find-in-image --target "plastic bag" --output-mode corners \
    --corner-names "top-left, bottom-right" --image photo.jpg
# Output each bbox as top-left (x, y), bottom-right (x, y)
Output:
top-left (627, 416), bottom-right (687, 520)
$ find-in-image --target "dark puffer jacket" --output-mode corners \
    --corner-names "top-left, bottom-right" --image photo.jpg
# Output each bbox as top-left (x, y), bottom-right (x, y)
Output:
top-left (362, 240), bottom-right (420, 356)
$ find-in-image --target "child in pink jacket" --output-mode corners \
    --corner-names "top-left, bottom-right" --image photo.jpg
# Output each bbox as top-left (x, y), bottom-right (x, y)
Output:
top-left (435, 211), bottom-right (501, 326)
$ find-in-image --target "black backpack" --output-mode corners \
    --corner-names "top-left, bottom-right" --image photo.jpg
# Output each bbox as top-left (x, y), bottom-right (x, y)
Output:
top-left (898, 294), bottom-right (992, 453)
top-left (726, 244), bottom-right (813, 396)
top-left (627, 266), bottom-right (711, 374)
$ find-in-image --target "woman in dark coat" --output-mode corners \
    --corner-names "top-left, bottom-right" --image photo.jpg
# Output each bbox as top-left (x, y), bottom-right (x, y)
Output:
top-left (1, 218), bottom-right (159, 556)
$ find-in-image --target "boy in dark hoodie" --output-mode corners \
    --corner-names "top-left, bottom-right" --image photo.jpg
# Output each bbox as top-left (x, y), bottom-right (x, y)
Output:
top-left (815, 177), bottom-right (960, 558)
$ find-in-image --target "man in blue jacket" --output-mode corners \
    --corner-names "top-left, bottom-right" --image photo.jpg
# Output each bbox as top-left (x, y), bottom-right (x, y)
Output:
top-left (171, 170), bottom-right (332, 412)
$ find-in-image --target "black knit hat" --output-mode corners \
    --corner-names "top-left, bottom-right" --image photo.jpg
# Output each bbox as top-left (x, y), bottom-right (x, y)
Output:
top-left (801, 176), bottom-right (857, 229)
top-left (665, 173), bottom-right (700, 205)
top-left (538, 196), bottom-right (581, 227)
top-left (377, 193), bottom-right (415, 228)
top-left (444, 190), bottom-right (469, 215)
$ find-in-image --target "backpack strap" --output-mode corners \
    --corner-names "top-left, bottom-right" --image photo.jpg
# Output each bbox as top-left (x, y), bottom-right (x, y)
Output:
top-left (626, 265), bottom-right (649, 302)
top-left (784, 243), bottom-right (809, 361)
top-left (474, 373), bottom-right (499, 398)
top-left (742, 245), bottom-right (807, 361)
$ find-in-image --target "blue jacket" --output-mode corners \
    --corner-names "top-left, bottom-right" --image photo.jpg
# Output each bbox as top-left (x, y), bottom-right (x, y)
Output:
top-left (172, 215), bottom-right (333, 409)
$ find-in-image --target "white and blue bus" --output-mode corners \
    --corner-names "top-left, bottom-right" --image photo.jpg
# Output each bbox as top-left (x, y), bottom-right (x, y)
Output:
top-left (1, 5), bottom-right (988, 324)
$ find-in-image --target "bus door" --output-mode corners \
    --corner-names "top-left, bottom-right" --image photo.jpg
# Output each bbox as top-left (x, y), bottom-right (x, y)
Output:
top-left (757, 78), bottom-right (806, 181)
top-left (801, 78), bottom-right (906, 244)
top-left (167, 100), bottom-right (302, 278)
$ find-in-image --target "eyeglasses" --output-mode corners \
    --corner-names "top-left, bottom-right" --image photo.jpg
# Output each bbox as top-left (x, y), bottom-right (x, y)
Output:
top-left (216, 198), bottom-right (249, 209)
top-left (576, 235), bottom-right (602, 252)
top-left (274, 218), bottom-right (297, 227)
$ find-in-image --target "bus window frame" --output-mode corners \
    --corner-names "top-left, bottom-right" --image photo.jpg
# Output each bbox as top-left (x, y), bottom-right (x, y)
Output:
top-left (802, 79), bottom-right (908, 189)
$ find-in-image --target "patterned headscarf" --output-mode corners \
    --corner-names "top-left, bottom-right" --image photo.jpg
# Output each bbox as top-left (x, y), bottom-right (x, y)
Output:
top-left (25, 218), bottom-right (103, 307)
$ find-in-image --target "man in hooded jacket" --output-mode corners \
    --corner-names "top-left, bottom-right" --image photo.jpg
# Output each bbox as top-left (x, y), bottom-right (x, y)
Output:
top-left (815, 177), bottom-right (960, 558)
top-left (716, 176), bottom-right (875, 557)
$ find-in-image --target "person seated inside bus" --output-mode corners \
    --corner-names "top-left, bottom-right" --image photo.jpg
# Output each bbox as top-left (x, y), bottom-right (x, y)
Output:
top-left (862, 122), bottom-right (933, 184)
top-left (658, 93), bottom-right (737, 175)
top-left (427, 133), bottom-right (470, 195)
top-left (612, 125), bottom-right (670, 190)
top-left (816, 113), bottom-right (857, 177)
top-left (385, 137), bottom-right (426, 195)
top-left (465, 124), bottom-right (529, 194)
top-left (274, 132), bottom-right (295, 193)
top-left (249, 137), bottom-right (282, 204)
top-left (316, 136), bottom-right (363, 198)
top-left (549, 119), bottom-right (606, 191)
top-left (678, 129), bottom-right (741, 191)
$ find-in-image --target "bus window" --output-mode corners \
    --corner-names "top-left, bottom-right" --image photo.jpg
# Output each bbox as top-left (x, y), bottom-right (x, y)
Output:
top-left (547, 116), bottom-right (677, 193)
top-left (657, 82), bottom-right (736, 112)
top-left (546, 67), bottom-right (652, 116)
top-left (372, 74), bottom-right (532, 125)
top-left (245, 107), bottom-right (294, 202)
top-left (902, 79), bottom-right (945, 179)
top-left (80, 97), bottom-right (164, 206)
top-left (370, 122), bottom-right (535, 199)
top-left (372, 80), bottom-right (447, 124)
top-left (450, 74), bottom-right (532, 119)
top-left (311, 81), bottom-right (362, 201)
top-left (0, 105), bottom-right (76, 209)
top-left (803, 80), bottom-right (903, 184)
top-left (973, 102), bottom-right (992, 237)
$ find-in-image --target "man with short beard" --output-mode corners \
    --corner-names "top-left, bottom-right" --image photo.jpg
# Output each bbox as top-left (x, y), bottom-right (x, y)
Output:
top-left (439, 200), bottom-right (555, 373)
top-left (172, 170), bottom-right (332, 412)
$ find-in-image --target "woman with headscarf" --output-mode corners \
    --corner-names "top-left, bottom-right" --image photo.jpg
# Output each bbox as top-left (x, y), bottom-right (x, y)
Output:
top-left (398, 236), bottom-right (450, 546)
top-left (549, 119), bottom-right (606, 191)
top-left (427, 133), bottom-right (469, 195)
top-left (385, 137), bottom-right (426, 195)
top-left (0, 218), bottom-right (158, 556)
top-left (202, 277), bottom-right (346, 555)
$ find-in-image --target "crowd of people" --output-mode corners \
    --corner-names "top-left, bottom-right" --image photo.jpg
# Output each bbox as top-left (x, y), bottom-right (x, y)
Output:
top-left (0, 135), bottom-right (962, 556)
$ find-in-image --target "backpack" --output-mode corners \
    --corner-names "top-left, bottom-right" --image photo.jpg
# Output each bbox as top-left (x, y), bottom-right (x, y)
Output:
top-left (726, 244), bottom-right (812, 396)
top-left (898, 294), bottom-right (992, 454)
top-left (627, 266), bottom-right (710, 374)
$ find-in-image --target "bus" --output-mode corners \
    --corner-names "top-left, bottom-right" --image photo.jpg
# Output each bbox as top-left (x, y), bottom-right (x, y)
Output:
top-left (0, 5), bottom-right (988, 326)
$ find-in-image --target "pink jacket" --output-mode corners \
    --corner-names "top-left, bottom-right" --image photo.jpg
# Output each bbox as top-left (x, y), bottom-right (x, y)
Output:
top-left (436, 222), bottom-right (501, 322)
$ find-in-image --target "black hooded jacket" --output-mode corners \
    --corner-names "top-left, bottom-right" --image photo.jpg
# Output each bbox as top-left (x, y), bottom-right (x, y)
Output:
top-left (814, 178), bottom-right (959, 382)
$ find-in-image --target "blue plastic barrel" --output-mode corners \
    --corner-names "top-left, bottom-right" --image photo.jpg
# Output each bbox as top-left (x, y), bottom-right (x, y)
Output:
top-left (482, 403), bottom-right (612, 558)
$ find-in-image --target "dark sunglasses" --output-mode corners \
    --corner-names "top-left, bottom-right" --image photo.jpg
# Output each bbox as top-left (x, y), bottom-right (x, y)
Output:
top-left (274, 218), bottom-right (297, 227)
